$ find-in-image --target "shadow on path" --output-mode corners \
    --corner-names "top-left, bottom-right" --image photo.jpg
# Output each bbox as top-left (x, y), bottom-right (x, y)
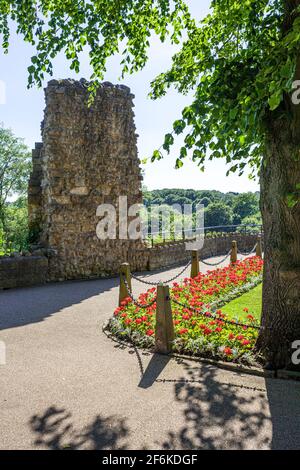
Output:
top-left (157, 360), bottom-right (269, 450)
top-left (29, 406), bottom-right (129, 450)
top-left (138, 353), bottom-right (171, 389)
top-left (0, 277), bottom-right (118, 330)
top-left (156, 360), bottom-right (300, 449)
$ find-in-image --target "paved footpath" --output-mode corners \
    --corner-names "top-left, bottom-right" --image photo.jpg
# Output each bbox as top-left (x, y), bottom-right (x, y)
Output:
top-left (1, 257), bottom-right (300, 450)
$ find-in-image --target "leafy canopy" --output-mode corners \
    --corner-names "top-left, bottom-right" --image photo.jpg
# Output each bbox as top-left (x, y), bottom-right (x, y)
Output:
top-left (151, 0), bottom-right (300, 174)
top-left (0, 0), bottom-right (298, 173)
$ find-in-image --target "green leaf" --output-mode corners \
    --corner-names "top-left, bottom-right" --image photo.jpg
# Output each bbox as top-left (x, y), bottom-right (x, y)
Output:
top-left (229, 108), bottom-right (238, 120)
top-left (268, 92), bottom-right (282, 111)
top-left (180, 146), bottom-right (187, 158)
top-left (151, 150), bottom-right (161, 162)
top-left (239, 135), bottom-right (246, 146)
top-left (173, 119), bottom-right (186, 135)
top-left (175, 158), bottom-right (184, 169)
top-left (286, 193), bottom-right (298, 208)
top-left (163, 133), bottom-right (174, 153)
top-left (27, 65), bottom-right (35, 74)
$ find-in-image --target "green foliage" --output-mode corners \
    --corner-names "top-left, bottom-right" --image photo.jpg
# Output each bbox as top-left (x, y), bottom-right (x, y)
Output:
top-left (0, 0), bottom-right (192, 96)
top-left (199, 196), bottom-right (211, 208)
top-left (0, 197), bottom-right (30, 254)
top-left (232, 192), bottom-right (260, 220)
top-left (0, 125), bottom-right (31, 212)
top-left (0, 125), bottom-right (31, 254)
top-left (1, 1), bottom-right (299, 177)
top-left (205, 202), bottom-right (233, 228)
top-left (143, 188), bottom-right (261, 229)
top-left (240, 213), bottom-right (263, 231)
top-left (150, 1), bottom-right (299, 175)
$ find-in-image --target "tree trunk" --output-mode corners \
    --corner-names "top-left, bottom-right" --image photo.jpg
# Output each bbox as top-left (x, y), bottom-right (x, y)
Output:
top-left (256, 110), bottom-right (300, 370)
top-left (256, 1), bottom-right (300, 371)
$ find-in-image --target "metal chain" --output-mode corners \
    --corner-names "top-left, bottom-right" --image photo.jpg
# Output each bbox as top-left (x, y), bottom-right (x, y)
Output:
top-left (201, 250), bottom-right (231, 267)
top-left (237, 243), bottom-right (257, 257)
top-left (171, 296), bottom-right (261, 330)
top-left (131, 259), bottom-right (192, 286)
top-left (130, 273), bottom-right (160, 286)
top-left (121, 273), bottom-right (157, 308)
top-left (163, 259), bottom-right (192, 283)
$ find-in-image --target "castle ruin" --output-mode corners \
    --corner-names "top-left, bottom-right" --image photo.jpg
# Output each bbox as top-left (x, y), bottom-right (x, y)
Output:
top-left (28, 79), bottom-right (146, 280)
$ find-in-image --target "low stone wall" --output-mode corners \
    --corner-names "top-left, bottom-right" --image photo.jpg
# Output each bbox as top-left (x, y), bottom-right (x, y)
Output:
top-left (147, 241), bottom-right (190, 271)
top-left (0, 256), bottom-right (48, 290)
top-left (133, 233), bottom-right (261, 272)
top-left (0, 233), bottom-right (261, 289)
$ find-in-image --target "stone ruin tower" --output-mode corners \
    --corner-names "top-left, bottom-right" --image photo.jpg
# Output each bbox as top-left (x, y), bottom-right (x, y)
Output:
top-left (28, 79), bottom-right (146, 281)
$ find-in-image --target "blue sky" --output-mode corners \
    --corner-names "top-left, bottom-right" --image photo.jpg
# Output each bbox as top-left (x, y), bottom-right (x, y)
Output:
top-left (0, 0), bottom-right (259, 193)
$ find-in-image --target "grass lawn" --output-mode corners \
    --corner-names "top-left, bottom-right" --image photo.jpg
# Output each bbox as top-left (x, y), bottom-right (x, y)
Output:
top-left (221, 283), bottom-right (262, 322)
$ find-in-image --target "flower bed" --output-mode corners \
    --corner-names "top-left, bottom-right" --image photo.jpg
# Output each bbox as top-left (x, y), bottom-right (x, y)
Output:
top-left (108, 256), bottom-right (264, 365)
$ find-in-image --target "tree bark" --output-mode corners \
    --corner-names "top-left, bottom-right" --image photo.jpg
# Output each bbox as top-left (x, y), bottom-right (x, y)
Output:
top-left (256, 2), bottom-right (300, 370)
top-left (256, 108), bottom-right (300, 370)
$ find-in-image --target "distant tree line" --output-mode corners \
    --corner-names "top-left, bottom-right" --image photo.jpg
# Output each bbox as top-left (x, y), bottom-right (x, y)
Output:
top-left (143, 188), bottom-right (262, 230)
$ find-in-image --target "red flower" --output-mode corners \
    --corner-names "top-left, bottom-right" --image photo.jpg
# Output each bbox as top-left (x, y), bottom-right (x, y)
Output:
top-left (146, 329), bottom-right (154, 336)
top-left (179, 328), bottom-right (188, 335)
top-left (243, 307), bottom-right (249, 313)
top-left (228, 333), bottom-right (235, 340)
top-left (224, 347), bottom-right (233, 356)
top-left (121, 297), bottom-right (131, 306)
top-left (242, 339), bottom-right (251, 346)
top-left (203, 327), bottom-right (212, 336)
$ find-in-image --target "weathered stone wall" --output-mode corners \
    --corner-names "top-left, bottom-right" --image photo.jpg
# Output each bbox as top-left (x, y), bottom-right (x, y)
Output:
top-left (0, 233), bottom-right (260, 289)
top-left (29, 79), bottom-right (145, 281)
top-left (28, 142), bottom-right (43, 240)
top-left (131, 233), bottom-right (261, 272)
top-left (0, 256), bottom-right (48, 289)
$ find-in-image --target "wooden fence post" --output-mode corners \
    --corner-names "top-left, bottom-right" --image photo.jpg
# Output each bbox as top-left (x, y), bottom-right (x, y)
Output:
top-left (119, 262), bottom-right (132, 306)
top-left (155, 284), bottom-right (174, 354)
top-left (190, 250), bottom-right (199, 278)
top-left (256, 236), bottom-right (263, 258)
top-left (230, 240), bottom-right (238, 264)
